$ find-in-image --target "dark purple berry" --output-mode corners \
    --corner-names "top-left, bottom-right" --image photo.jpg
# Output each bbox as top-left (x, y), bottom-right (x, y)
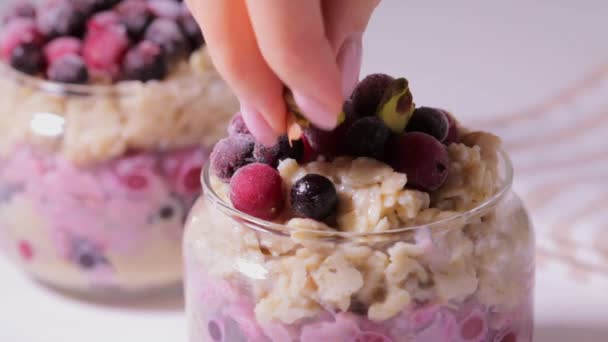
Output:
top-left (345, 116), bottom-right (391, 160)
top-left (444, 112), bottom-right (460, 145)
top-left (144, 18), bottom-right (189, 61)
top-left (122, 41), bottom-right (167, 81)
top-left (3, 2), bottom-right (36, 23)
top-left (71, 239), bottom-right (107, 270)
top-left (47, 54), bottom-right (88, 83)
top-left (210, 134), bottom-right (254, 181)
top-left (253, 136), bottom-right (304, 167)
top-left (10, 42), bottom-right (44, 75)
top-left (291, 174), bottom-right (338, 221)
top-left (351, 73), bottom-right (394, 117)
top-left (390, 132), bottom-right (449, 192)
top-left (115, 0), bottom-right (152, 40)
top-left (178, 10), bottom-right (204, 49)
top-left (227, 113), bottom-right (250, 135)
top-left (147, 0), bottom-right (181, 19)
top-left (207, 320), bottom-right (222, 341)
top-left (406, 107), bottom-right (450, 142)
top-left (303, 101), bottom-right (356, 159)
top-left (79, 0), bottom-right (120, 12)
top-left (37, 0), bottom-right (87, 38)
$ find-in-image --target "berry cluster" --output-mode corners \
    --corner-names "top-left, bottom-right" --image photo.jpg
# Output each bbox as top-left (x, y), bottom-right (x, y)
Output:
top-left (210, 74), bottom-right (460, 223)
top-left (0, 0), bottom-right (204, 84)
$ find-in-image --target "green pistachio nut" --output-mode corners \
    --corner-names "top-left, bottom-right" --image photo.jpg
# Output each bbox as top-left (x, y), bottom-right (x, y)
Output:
top-left (376, 78), bottom-right (415, 133)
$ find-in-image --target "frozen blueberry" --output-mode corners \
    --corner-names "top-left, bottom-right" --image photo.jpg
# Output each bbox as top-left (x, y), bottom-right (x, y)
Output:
top-left (178, 10), bottom-right (204, 49)
top-left (115, 0), bottom-right (152, 39)
top-left (10, 42), bottom-right (44, 75)
top-left (345, 116), bottom-right (391, 160)
top-left (291, 174), bottom-right (338, 221)
top-left (351, 73), bottom-right (395, 117)
top-left (47, 54), bottom-right (88, 83)
top-left (210, 135), bottom-right (255, 181)
top-left (406, 107), bottom-right (450, 142)
top-left (122, 40), bottom-right (167, 81)
top-left (253, 136), bottom-right (304, 167)
top-left (71, 239), bottom-right (107, 270)
top-left (37, 0), bottom-right (87, 38)
top-left (227, 113), bottom-right (250, 136)
top-left (144, 18), bottom-right (189, 61)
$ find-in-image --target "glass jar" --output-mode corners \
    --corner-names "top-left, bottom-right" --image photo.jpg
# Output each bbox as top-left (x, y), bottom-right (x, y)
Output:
top-left (184, 150), bottom-right (534, 342)
top-left (0, 50), bottom-right (237, 295)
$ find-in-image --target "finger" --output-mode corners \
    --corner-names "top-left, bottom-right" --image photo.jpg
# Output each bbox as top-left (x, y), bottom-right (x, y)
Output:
top-left (185, 0), bottom-right (285, 143)
top-left (323, 0), bottom-right (380, 96)
top-left (245, 0), bottom-right (343, 130)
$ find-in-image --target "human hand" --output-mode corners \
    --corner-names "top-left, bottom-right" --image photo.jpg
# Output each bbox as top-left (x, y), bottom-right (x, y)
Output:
top-left (186, 0), bottom-right (380, 145)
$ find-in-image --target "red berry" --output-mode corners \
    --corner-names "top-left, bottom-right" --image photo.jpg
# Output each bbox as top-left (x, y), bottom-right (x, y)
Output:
top-left (230, 163), bottom-right (284, 220)
top-left (0, 18), bottom-right (43, 61)
top-left (18, 240), bottom-right (34, 261)
top-left (183, 166), bottom-right (203, 192)
top-left (300, 134), bottom-right (318, 163)
top-left (83, 25), bottom-right (129, 79)
top-left (44, 37), bottom-right (83, 64)
top-left (461, 316), bottom-right (484, 339)
top-left (124, 174), bottom-right (148, 190)
top-left (390, 132), bottom-right (449, 192)
top-left (86, 11), bottom-right (121, 35)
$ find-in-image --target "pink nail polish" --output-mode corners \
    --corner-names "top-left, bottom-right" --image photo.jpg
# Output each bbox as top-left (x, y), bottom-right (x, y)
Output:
top-left (292, 92), bottom-right (339, 131)
top-left (240, 104), bottom-right (278, 146)
top-left (337, 36), bottom-right (363, 98)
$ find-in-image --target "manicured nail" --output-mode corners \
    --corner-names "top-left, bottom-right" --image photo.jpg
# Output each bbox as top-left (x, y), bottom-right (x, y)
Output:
top-left (337, 36), bottom-right (362, 98)
top-left (240, 103), bottom-right (278, 146)
top-left (292, 92), bottom-right (340, 130)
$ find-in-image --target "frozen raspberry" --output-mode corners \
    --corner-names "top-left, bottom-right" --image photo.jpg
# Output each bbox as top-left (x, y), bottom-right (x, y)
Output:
top-left (147, 0), bottom-right (181, 19)
top-left (18, 240), bottom-right (34, 261)
top-left (253, 136), bottom-right (304, 167)
top-left (210, 135), bottom-right (254, 181)
top-left (44, 37), bottom-right (82, 64)
top-left (122, 40), bottom-right (167, 81)
top-left (3, 2), bottom-right (36, 23)
top-left (47, 54), bottom-right (88, 83)
top-left (86, 11), bottom-right (121, 35)
top-left (178, 9), bottom-right (204, 49)
top-left (291, 174), bottom-right (338, 221)
top-left (0, 18), bottom-right (43, 61)
top-left (115, 0), bottom-right (152, 39)
top-left (230, 163), bottom-right (284, 220)
top-left (10, 42), bottom-right (45, 75)
top-left (36, 0), bottom-right (87, 38)
top-left (83, 25), bottom-right (129, 79)
top-left (345, 116), bottom-right (391, 160)
top-left (460, 315), bottom-right (486, 340)
top-left (390, 132), bottom-right (449, 192)
top-left (351, 73), bottom-right (394, 117)
top-left (406, 107), bottom-right (450, 143)
top-left (300, 135), bottom-right (318, 163)
top-left (144, 18), bottom-right (189, 60)
top-left (227, 113), bottom-right (250, 136)
top-left (444, 112), bottom-right (460, 145)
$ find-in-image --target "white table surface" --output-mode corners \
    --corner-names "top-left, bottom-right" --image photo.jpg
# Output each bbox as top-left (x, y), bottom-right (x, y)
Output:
top-left (2, 1), bottom-right (608, 341)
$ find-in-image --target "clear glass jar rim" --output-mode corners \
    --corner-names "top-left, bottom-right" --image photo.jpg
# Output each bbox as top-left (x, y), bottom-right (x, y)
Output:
top-left (202, 148), bottom-right (514, 239)
top-left (1, 62), bottom-right (153, 97)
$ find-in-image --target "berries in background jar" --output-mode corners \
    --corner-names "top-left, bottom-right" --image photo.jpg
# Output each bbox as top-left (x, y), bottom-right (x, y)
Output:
top-left (390, 132), bottom-right (449, 192)
top-left (253, 136), bottom-right (304, 167)
top-left (227, 112), bottom-right (250, 136)
top-left (44, 37), bottom-right (83, 64)
top-left (345, 116), bottom-right (391, 160)
top-left (144, 18), bottom-right (189, 61)
top-left (3, 2), bottom-right (36, 23)
top-left (83, 24), bottom-right (130, 79)
top-left (178, 8), bottom-right (204, 49)
top-left (47, 54), bottom-right (89, 83)
top-left (230, 163), bottom-right (284, 220)
top-left (115, 0), bottom-right (152, 40)
top-left (376, 77), bottom-right (415, 133)
top-left (86, 10), bottom-right (121, 35)
top-left (210, 134), bottom-right (254, 182)
top-left (406, 107), bottom-right (450, 143)
top-left (147, 0), bottom-right (182, 19)
top-left (10, 42), bottom-right (45, 75)
top-left (71, 239), bottom-right (108, 270)
top-left (291, 174), bottom-right (338, 221)
top-left (351, 73), bottom-right (394, 117)
top-left (88, 0), bottom-right (121, 12)
top-left (122, 40), bottom-right (167, 81)
top-left (36, 0), bottom-right (87, 38)
top-left (0, 18), bottom-right (43, 61)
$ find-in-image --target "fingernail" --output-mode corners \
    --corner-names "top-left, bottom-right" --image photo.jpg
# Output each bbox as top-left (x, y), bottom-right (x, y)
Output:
top-left (240, 103), bottom-right (278, 146)
top-left (292, 92), bottom-right (340, 131)
top-left (337, 36), bottom-right (363, 98)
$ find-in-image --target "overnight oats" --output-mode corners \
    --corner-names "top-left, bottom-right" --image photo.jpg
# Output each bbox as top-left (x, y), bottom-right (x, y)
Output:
top-left (0, 0), bottom-right (237, 294)
top-left (184, 74), bottom-right (535, 341)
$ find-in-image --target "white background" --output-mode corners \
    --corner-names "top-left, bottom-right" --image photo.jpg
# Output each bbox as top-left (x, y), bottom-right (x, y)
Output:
top-left (1, 1), bottom-right (608, 341)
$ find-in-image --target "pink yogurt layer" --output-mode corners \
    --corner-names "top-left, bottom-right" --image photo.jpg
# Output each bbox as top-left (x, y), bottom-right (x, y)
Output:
top-left (0, 145), bottom-right (208, 287)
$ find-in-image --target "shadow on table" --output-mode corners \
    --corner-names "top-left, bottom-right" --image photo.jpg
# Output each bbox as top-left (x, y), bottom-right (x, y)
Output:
top-left (535, 323), bottom-right (608, 342)
top-left (36, 280), bottom-right (185, 312)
